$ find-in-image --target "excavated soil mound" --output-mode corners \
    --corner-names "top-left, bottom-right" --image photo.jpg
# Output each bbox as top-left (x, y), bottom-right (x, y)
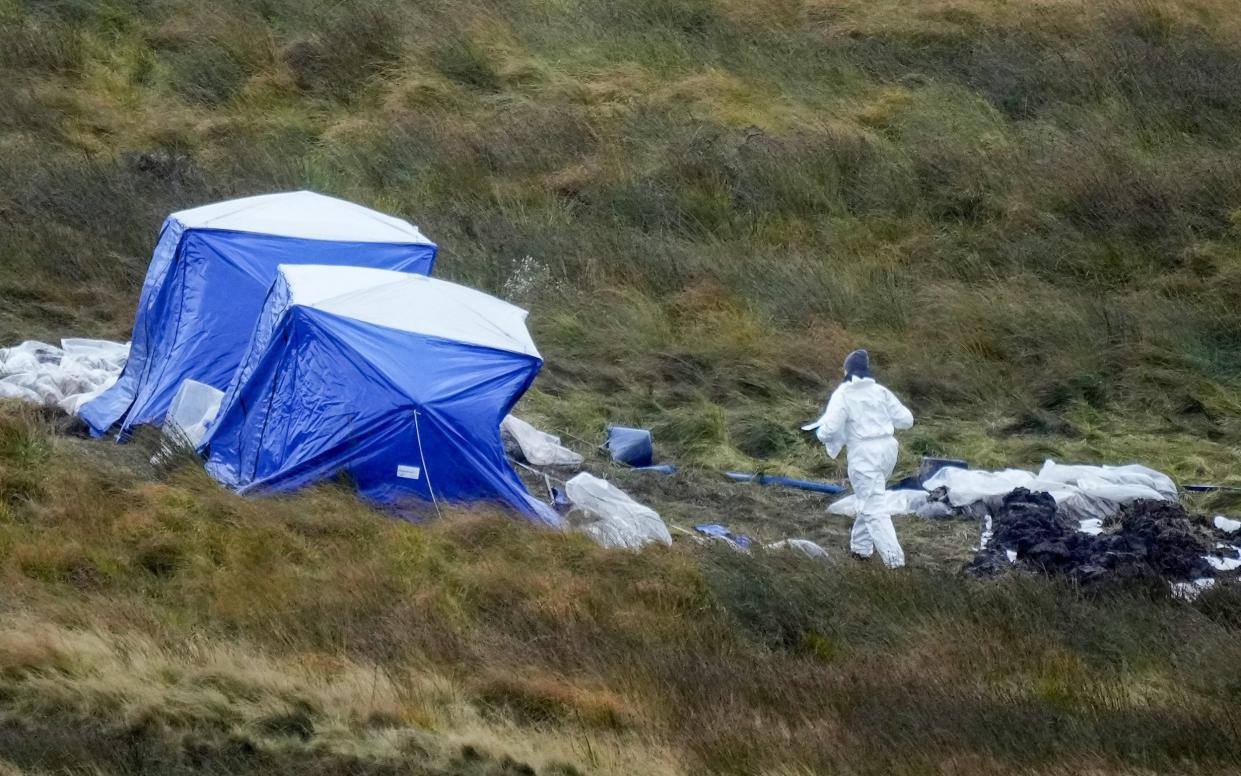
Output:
top-left (969, 489), bottom-right (1218, 583)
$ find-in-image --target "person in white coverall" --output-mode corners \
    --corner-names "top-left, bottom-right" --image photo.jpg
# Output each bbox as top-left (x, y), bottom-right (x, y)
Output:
top-left (807, 349), bottom-right (913, 568)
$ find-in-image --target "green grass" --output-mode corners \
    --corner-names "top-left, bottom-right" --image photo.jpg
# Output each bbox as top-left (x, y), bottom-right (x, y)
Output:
top-left (5, 0), bottom-right (1241, 771)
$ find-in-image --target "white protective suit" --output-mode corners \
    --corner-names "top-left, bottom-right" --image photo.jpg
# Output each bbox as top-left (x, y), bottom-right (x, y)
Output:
top-left (809, 377), bottom-right (913, 568)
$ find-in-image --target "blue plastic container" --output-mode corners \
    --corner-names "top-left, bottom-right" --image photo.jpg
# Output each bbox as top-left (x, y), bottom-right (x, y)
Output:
top-left (605, 426), bottom-right (655, 468)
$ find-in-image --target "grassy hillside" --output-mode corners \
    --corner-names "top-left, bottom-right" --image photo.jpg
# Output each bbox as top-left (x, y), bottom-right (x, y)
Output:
top-left (4, 0), bottom-right (1241, 773)
top-left (0, 405), bottom-right (1240, 775)
top-left (5, 0), bottom-right (1241, 477)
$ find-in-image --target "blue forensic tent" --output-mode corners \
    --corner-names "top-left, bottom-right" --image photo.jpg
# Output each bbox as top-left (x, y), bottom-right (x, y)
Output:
top-left (80, 191), bottom-right (437, 437)
top-left (200, 265), bottom-right (558, 526)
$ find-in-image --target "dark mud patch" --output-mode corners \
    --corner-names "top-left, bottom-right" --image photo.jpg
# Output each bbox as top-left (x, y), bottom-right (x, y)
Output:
top-left (969, 489), bottom-right (1220, 583)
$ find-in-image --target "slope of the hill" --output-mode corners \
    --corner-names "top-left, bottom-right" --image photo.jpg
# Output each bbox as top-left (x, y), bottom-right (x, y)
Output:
top-left (5, 0), bottom-right (1241, 773)
top-left (5, 0), bottom-right (1241, 480)
top-left (0, 404), bottom-right (1239, 776)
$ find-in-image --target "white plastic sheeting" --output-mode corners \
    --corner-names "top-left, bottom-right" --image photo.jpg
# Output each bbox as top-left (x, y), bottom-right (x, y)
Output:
top-left (163, 380), bottom-right (224, 449)
top-left (1215, 516), bottom-right (1241, 534)
top-left (766, 538), bottom-right (830, 560)
top-left (922, 468), bottom-right (1053, 507)
top-left (1171, 578), bottom-right (1215, 602)
top-left (563, 472), bottom-right (671, 550)
top-left (1206, 546), bottom-right (1241, 572)
top-left (922, 460), bottom-right (1177, 523)
top-left (1037, 460), bottom-right (1177, 501)
top-left (828, 489), bottom-right (928, 518)
top-left (0, 339), bottom-right (129, 415)
top-left (501, 415), bottom-right (583, 467)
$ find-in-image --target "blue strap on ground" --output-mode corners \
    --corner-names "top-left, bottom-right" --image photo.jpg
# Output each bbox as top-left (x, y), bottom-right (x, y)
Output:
top-left (725, 472), bottom-right (845, 494)
top-left (637, 463), bottom-right (677, 474)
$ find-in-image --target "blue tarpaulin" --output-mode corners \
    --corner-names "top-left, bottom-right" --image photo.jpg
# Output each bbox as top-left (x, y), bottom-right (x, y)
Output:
top-left (80, 191), bottom-right (437, 437)
top-left (200, 265), bottom-right (557, 526)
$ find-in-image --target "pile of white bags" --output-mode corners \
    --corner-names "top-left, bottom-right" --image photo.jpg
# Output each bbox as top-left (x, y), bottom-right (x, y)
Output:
top-left (0, 339), bottom-right (129, 415)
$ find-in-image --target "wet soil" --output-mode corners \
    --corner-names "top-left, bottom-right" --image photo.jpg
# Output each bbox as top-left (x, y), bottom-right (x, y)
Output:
top-left (969, 489), bottom-right (1222, 583)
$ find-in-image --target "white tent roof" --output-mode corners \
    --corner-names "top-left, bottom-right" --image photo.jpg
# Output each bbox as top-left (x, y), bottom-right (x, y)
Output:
top-left (171, 191), bottom-right (433, 245)
top-left (278, 265), bottom-right (540, 358)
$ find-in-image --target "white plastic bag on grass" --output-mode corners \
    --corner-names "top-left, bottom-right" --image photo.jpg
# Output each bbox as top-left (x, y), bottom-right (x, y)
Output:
top-left (564, 472), bottom-right (671, 550)
top-left (501, 415), bottom-right (584, 467)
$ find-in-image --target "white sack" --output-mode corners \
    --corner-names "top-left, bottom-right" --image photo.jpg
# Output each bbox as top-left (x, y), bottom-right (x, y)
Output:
top-left (828, 489), bottom-right (928, 517)
top-left (501, 415), bottom-right (584, 467)
top-left (563, 472), bottom-right (671, 550)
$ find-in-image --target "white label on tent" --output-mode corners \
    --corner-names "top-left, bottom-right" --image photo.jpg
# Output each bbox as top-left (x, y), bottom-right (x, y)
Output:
top-left (396, 465), bottom-right (422, 480)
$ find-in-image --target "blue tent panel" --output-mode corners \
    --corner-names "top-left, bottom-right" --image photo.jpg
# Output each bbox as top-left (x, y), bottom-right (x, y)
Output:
top-left (204, 307), bottom-right (554, 525)
top-left (80, 194), bottom-right (437, 437)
